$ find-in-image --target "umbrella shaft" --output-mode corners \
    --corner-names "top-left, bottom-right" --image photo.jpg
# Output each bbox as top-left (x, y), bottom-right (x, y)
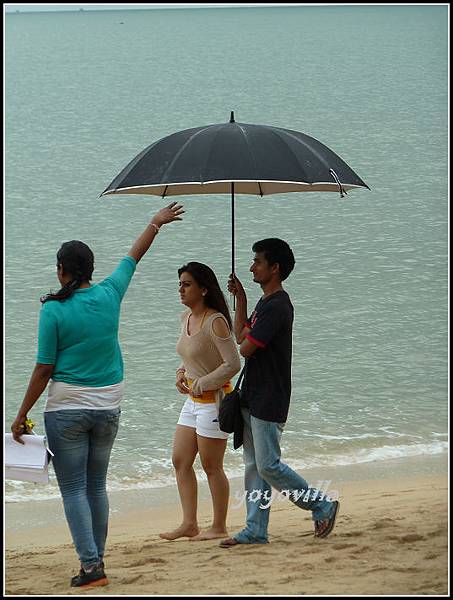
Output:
top-left (231, 182), bottom-right (235, 274)
top-left (231, 182), bottom-right (236, 311)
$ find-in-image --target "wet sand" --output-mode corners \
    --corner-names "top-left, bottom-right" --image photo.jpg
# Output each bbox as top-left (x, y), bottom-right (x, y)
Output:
top-left (4, 458), bottom-right (448, 595)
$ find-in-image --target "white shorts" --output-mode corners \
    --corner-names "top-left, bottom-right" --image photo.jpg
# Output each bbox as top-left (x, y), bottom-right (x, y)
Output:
top-left (177, 397), bottom-right (229, 440)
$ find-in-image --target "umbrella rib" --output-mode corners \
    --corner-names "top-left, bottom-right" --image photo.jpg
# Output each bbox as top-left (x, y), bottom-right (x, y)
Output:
top-left (268, 129), bottom-right (312, 181)
top-left (235, 123), bottom-right (263, 195)
top-left (202, 124), bottom-right (261, 194)
top-left (269, 127), bottom-right (337, 183)
top-left (160, 125), bottom-right (222, 183)
top-left (274, 129), bottom-right (369, 190)
top-left (202, 125), bottom-right (228, 186)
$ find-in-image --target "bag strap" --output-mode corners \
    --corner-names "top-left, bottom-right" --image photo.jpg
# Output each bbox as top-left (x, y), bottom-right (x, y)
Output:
top-left (233, 363), bottom-right (246, 391)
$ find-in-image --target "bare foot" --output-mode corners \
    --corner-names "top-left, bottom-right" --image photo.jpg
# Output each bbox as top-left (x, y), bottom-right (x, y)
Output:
top-left (189, 529), bottom-right (228, 541)
top-left (159, 524), bottom-right (200, 540)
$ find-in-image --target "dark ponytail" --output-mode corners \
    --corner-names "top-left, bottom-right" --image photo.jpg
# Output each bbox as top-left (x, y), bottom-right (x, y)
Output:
top-left (178, 262), bottom-right (232, 329)
top-left (41, 241), bottom-right (94, 304)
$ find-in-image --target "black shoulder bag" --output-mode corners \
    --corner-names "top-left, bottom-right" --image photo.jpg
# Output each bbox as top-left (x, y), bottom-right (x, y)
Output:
top-left (219, 366), bottom-right (245, 433)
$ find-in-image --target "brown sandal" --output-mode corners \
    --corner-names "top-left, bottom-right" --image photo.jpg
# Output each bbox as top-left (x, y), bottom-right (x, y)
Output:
top-left (219, 537), bottom-right (240, 548)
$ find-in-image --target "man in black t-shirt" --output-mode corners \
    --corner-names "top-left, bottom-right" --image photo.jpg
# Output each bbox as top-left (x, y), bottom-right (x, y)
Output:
top-left (241, 287), bottom-right (293, 423)
top-left (220, 238), bottom-right (339, 547)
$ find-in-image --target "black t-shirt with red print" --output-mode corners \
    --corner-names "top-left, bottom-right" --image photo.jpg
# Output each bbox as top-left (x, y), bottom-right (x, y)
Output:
top-left (241, 290), bottom-right (294, 423)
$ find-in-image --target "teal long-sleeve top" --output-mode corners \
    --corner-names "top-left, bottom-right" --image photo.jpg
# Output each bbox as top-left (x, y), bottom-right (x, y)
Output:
top-left (36, 256), bottom-right (137, 387)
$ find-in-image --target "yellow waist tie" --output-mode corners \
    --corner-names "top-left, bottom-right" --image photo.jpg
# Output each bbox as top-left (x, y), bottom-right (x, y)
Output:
top-left (186, 379), bottom-right (233, 404)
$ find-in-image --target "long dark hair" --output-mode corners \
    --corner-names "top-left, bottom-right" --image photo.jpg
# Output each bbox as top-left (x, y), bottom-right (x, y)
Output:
top-left (178, 262), bottom-right (232, 329)
top-left (41, 241), bottom-right (94, 304)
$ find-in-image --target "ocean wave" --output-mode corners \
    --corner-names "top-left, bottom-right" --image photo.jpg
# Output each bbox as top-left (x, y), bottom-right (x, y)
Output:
top-left (4, 440), bottom-right (447, 503)
top-left (302, 430), bottom-right (424, 441)
top-left (284, 440), bottom-right (448, 471)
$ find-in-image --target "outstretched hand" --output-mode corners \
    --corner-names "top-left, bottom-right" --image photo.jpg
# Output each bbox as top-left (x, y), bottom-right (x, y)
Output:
top-left (128, 202), bottom-right (185, 263)
top-left (151, 202), bottom-right (184, 227)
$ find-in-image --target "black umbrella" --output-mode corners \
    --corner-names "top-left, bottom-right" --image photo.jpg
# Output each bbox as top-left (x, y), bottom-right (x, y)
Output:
top-left (101, 112), bottom-right (369, 273)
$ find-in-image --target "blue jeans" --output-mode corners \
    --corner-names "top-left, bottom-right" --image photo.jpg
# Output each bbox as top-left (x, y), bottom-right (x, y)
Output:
top-left (44, 408), bottom-right (120, 570)
top-left (233, 407), bottom-right (335, 544)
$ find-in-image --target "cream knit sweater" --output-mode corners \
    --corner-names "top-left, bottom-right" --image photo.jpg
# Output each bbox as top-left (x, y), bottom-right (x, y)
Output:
top-left (176, 310), bottom-right (241, 398)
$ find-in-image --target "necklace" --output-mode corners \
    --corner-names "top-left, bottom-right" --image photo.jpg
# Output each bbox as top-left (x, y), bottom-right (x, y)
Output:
top-left (188, 308), bottom-right (208, 335)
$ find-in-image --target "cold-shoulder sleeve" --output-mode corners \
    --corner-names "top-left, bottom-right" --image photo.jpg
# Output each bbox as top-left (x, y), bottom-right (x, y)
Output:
top-left (190, 315), bottom-right (241, 396)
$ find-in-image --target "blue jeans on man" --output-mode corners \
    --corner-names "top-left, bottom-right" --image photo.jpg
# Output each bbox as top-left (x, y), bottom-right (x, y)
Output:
top-left (44, 408), bottom-right (120, 570)
top-left (233, 407), bottom-right (334, 544)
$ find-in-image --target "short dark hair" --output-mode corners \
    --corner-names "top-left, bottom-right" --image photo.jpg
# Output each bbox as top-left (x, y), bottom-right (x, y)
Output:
top-left (252, 238), bottom-right (295, 281)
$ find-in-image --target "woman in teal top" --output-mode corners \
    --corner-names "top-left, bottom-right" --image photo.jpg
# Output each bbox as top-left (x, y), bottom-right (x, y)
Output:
top-left (37, 254), bottom-right (137, 387)
top-left (10, 202), bottom-right (184, 589)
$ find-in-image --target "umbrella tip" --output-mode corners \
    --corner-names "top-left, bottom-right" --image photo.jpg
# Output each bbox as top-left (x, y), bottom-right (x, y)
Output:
top-left (229, 111), bottom-right (235, 123)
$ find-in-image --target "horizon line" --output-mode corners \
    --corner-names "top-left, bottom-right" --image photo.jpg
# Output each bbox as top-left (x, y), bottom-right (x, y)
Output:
top-left (5, 4), bottom-right (313, 13)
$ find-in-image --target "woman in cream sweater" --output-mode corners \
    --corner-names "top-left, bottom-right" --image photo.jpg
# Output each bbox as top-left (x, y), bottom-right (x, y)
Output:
top-left (160, 262), bottom-right (241, 541)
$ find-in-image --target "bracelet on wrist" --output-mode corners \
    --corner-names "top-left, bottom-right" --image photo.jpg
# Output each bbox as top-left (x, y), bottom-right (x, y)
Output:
top-left (150, 222), bottom-right (160, 234)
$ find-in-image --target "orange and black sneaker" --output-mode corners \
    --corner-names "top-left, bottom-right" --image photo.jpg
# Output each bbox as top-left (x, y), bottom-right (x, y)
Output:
top-left (70, 563), bottom-right (108, 588)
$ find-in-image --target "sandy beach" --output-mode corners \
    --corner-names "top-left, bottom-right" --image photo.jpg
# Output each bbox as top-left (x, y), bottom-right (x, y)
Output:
top-left (4, 456), bottom-right (449, 596)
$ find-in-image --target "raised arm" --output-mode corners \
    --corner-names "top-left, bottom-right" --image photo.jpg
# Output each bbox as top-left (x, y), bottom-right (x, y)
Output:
top-left (128, 202), bottom-right (184, 263)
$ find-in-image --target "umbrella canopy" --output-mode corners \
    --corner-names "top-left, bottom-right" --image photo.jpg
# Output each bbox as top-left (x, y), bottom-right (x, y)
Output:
top-left (101, 112), bottom-right (369, 198)
top-left (101, 112), bottom-right (369, 274)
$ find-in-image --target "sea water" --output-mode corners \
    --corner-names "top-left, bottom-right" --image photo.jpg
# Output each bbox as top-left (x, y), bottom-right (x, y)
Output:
top-left (4, 5), bottom-right (448, 503)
